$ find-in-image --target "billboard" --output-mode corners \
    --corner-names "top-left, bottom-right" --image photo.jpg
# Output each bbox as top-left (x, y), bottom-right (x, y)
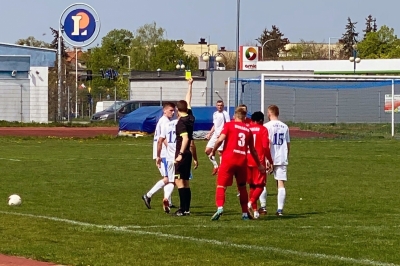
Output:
top-left (384, 94), bottom-right (400, 113)
top-left (239, 46), bottom-right (261, 70)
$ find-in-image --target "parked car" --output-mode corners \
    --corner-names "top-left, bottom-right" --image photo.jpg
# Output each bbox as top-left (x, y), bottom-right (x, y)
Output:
top-left (90, 101), bottom-right (162, 122)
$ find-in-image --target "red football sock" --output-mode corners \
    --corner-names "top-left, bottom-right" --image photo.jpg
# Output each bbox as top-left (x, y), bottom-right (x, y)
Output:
top-left (238, 186), bottom-right (249, 213)
top-left (251, 186), bottom-right (264, 209)
top-left (249, 186), bottom-right (255, 201)
top-left (216, 187), bottom-right (226, 208)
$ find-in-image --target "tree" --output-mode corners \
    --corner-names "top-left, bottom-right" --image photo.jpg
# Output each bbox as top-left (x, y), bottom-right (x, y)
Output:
top-left (148, 40), bottom-right (198, 71)
top-left (256, 25), bottom-right (289, 60)
top-left (15, 36), bottom-right (51, 48)
top-left (363, 15), bottom-right (377, 39)
top-left (285, 40), bottom-right (327, 60)
top-left (85, 29), bottom-right (135, 100)
top-left (129, 22), bottom-right (166, 70)
top-left (219, 51), bottom-right (237, 70)
top-left (357, 25), bottom-right (400, 59)
top-left (135, 22), bottom-right (165, 47)
top-left (340, 17), bottom-right (359, 58)
top-left (50, 27), bottom-right (68, 58)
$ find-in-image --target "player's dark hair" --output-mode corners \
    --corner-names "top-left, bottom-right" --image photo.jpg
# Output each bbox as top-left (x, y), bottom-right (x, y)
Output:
top-left (176, 100), bottom-right (188, 113)
top-left (251, 111), bottom-right (264, 123)
top-left (163, 102), bottom-right (175, 109)
top-left (268, 105), bottom-right (279, 116)
top-left (216, 100), bottom-right (224, 105)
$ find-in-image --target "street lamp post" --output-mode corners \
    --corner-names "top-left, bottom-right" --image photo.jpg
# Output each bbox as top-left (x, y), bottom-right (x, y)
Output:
top-left (176, 60), bottom-right (185, 71)
top-left (121, 54), bottom-right (131, 100)
top-left (261, 39), bottom-right (276, 61)
top-left (202, 52), bottom-right (226, 105)
top-left (349, 44), bottom-right (361, 74)
top-left (234, 0), bottom-right (240, 107)
top-left (328, 37), bottom-right (341, 60)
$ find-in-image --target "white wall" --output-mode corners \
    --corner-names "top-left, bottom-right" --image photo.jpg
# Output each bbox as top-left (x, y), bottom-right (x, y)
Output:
top-left (257, 59), bottom-right (400, 72)
top-left (0, 79), bottom-right (30, 122)
top-left (29, 67), bottom-right (48, 122)
top-left (130, 80), bottom-right (207, 106)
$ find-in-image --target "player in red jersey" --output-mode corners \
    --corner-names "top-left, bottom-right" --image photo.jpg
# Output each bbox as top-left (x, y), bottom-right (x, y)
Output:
top-left (246, 111), bottom-right (273, 219)
top-left (234, 104), bottom-right (251, 197)
top-left (209, 107), bottom-right (267, 221)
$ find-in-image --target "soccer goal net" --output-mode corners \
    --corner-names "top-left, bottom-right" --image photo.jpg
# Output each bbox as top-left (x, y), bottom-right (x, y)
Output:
top-left (227, 73), bottom-right (400, 137)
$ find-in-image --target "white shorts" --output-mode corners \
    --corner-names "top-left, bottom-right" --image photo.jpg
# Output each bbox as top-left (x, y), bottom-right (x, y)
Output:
top-left (206, 134), bottom-right (224, 151)
top-left (157, 158), bottom-right (175, 182)
top-left (273, 165), bottom-right (288, 181)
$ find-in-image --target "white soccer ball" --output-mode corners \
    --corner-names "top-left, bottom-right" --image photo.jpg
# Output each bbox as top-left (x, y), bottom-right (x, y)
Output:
top-left (8, 194), bottom-right (22, 206)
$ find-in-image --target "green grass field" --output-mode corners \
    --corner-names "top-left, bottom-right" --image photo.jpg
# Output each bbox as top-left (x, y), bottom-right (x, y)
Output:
top-left (0, 136), bottom-right (399, 266)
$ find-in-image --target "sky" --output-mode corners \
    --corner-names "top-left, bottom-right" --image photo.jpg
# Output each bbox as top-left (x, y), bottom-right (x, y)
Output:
top-left (0, 0), bottom-right (398, 50)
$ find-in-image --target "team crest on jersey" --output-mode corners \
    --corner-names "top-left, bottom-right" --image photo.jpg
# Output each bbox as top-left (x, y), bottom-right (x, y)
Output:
top-left (60, 4), bottom-right (100, 47)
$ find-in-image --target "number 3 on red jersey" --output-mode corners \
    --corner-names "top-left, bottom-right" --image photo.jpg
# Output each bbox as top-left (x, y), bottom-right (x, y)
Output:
top-left (238, 132), bottom-right (246, 147)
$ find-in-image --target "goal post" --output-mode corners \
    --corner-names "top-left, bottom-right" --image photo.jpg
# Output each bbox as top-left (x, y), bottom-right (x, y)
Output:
top-left (227, 73), bottom-right (400, 137)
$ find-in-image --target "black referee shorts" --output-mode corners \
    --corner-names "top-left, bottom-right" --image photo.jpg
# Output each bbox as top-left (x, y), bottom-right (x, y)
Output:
top-left (175, 151), bottom-right (192, 180)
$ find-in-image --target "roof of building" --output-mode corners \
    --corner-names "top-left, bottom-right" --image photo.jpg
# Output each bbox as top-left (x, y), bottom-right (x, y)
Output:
top-left (0, 42), bottom-right (56, 52)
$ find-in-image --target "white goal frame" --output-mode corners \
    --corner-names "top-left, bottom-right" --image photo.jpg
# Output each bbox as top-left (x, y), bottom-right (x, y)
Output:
top-left (262, 73), bottom-right (400, 137)
top-left (226, 74), bottom-right (400, 137)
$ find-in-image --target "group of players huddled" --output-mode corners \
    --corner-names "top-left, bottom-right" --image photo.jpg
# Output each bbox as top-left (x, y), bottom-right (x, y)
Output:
top-left (142, 78), bottom-right (290, 220)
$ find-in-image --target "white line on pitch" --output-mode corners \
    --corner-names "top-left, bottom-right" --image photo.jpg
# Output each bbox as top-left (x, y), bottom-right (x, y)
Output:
top-left (0, 211), bottom-right (397, 266)
top-left (0, 158), bottom-right (21, 161)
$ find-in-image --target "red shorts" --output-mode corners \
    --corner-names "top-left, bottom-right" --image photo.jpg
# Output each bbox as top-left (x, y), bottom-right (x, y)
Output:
top-left (247, 166), bottom-right (266, 186)
top-left (217, 162), bottom-right (247, 187)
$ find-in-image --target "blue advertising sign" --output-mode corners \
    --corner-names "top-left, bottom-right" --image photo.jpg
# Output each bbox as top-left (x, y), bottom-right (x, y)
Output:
top-left (60, 3), bottom-right (100, 47)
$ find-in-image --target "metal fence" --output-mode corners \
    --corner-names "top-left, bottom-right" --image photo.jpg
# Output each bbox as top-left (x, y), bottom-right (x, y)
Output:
top-left (228, 80), bottom-right (400, 124)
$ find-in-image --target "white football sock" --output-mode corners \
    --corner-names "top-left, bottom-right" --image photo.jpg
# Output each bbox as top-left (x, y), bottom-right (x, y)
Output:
top-left (259, 187), bottom-right (267, 208)
top-left (147, 180), bottom-right (165, 198)
top-left (163, 183), bottom-right (174, 202)
top-left (209, 156), bottom-right (219, 168)
top-left (277, 187), bottom-right (286, 210)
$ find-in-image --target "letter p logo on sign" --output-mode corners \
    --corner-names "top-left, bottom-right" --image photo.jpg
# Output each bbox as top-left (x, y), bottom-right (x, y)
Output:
top-left (60, 4), bottom-right (100, 47)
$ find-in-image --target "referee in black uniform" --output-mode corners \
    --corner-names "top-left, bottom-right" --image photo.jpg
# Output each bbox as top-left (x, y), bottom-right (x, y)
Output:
top-left (174, 97), bottom-right (195, 216)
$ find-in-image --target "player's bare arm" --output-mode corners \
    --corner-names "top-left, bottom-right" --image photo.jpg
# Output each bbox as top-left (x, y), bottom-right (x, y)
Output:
top-left (156, 136), bottom-right (165, 168)
top-left (206, 125), bottom-right (215, 140)
top-left (185, 78), bottom-right (193, 106)
top-left (175, 133), bottom-right (189, 163)
top-left (263, 131), bottom-right (274, 173)
top-left (287, 142), bottom-right (290, 158)
top-left (210, 134), bottom-right (226, 157)
top-left (190, 140), bottom-right (198, 169)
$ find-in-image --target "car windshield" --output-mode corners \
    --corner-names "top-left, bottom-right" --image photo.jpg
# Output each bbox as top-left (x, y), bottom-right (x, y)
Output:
top-left (105, 102), bottom-right (125, 111)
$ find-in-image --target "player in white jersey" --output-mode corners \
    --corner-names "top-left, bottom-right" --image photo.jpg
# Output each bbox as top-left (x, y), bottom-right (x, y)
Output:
top-left (205, 100), bottom-right (230, 175)
top-left (259, 104), bottom-right (290, 216)
top-left (156, 119), bottom-right (178, 213)
top-left (142, 102), bottom-right (176, 210)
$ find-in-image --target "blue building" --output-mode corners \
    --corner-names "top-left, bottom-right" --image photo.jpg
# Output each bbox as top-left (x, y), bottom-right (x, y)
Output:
top-left (0, 42), bottom-right (56, 122)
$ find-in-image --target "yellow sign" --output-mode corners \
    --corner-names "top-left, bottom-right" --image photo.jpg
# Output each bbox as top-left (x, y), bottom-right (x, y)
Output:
top-left (88, 86), bottom-right (92, 93)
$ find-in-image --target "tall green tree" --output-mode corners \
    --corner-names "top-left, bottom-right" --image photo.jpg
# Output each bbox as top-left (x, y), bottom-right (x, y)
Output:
top-left (363, 15), bottom-right (377, 39)
top-left (340, 17), bottom-right (359, 58)
top-left (85, 29), bottom-right (135, 100)
top-left (129, 22), bottom-right (166, 70)
top-left (357, 25), bottom-right (400, 59)
top-left (256, 25), bottom-right (289, 60)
